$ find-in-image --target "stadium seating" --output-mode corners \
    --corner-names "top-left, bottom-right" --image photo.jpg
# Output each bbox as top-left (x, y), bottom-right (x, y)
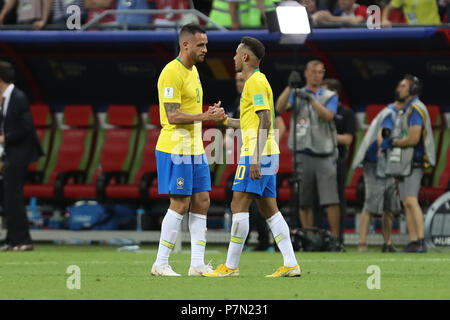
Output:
top-left (365, 104), bottom-right (385, 124)
top-left (62, 105), bottom-right (140, 202)
top-left (420, 105), bottom-right (443, 195)
top-left (104, 105), bottom-right (161, 201)
top-left (23, 105), bottom-right (96, 202)
top-left (27, 104), bottom-right (53, 183)
top-left (421, 128), bottom-right (450, 203)
top-left (148, 104), bottom-right (160, 126)
top-left (277, 130), bottom-right (293, 202)
top-left (345, 129), bottom-right (366, 203)
top-left (280, 111), bottom-right (291, 128)
top-left (20, 101), bottom-right (449, 221)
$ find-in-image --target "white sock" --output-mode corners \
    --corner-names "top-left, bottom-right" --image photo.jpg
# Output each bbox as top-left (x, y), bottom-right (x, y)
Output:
top-left (267, 212), bottom-right (298, 267)
top-left (189, 212), bottom-right (207, 268)
top-left (154, 209), bottom-right (183, 266)
top-left (225, 212), bottom-right (249, 269)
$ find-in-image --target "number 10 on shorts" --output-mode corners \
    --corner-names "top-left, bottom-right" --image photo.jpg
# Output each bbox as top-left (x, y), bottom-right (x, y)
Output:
top-left (235, 165), bottom-right (246, 181)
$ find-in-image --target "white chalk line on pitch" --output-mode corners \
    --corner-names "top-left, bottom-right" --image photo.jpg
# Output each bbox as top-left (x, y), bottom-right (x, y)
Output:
top-left (2, 257), bottom-right (450, 265)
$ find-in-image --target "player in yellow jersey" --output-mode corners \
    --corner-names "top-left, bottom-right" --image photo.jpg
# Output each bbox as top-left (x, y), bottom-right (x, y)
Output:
top-left (151, 24), bottom-right (226, 277)
top-left (203, 37), bottom-right (300, 278)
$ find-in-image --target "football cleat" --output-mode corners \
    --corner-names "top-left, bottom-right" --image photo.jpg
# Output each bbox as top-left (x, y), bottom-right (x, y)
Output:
top-left (188, 260), bottom-right (214, 276)
top-left (266, 265), bottom-right (301, 278)
top-left (151, 263), bottom-right (181, 277)
top-left (202, 264), bottom-right (239, 277)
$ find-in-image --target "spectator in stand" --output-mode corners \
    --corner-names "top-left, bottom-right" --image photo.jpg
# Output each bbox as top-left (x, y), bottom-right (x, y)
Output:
top-left (313, 0), bottom-right (368, 25)
top-left (438, 0), bottom-right (449, 23)
top-left (0, 0), bottom-right (51, 29)
top-left (116, 0), bottom-right (155, 26)
top-left (382, 0), bottom-right (441, 27)
top-left (46, 0), bottom-right (87, 27)
top-left (153, 0), bottom-right (198, 28)
top-left (85, 0), bottom-right (117, 26)
top-left (208, 0), bottom-right (276, 30)
top-left (298, 0), bottom-right (331, 25)
top-left (0, 0), bottom-right (17, 24)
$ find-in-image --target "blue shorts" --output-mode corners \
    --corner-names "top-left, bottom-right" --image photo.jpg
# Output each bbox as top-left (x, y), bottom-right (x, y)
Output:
top-left (156, 150), bottom-right (211, 196)
top-left (231, 155), bottom-right (278, 198)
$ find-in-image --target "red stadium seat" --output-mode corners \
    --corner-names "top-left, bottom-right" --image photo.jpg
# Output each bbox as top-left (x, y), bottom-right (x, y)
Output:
top-left (420, 126), bottom-right (450, 203)
top-left (62, 105), bottom-right (140, 201)
top-left (106, 127), bottom-right (161, 200)
top-left (105, 105), bottom-right (162, 200)
top-left (281, 111), bottom-right (291, 128)
top-left (148, 104), bottom-right (160, 126)
top-left (386, 8), bottom-right (407, 24)
top-left (24, 105), bottom-right (96, 200)
top-left (345, 128), bottom-right (366, 203)
top-left (417, 105), bottom-right (443, 203)
top-left (365, 104), bottom-right (385, 124)
top-left (27, 104), bottom-right (53, 183)
top-left (277, 130), bottom-right (293, 202)
top-left (210, 163), bottom-right (237, 202)
top-left (345, 168), bottom-right (363, 202)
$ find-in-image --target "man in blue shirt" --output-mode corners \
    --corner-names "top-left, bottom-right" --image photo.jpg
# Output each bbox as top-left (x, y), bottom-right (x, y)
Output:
top-left (357, 101), bottom-right (403, 253)
top-left (380, 75), bottom-right (429, 253)
top-left (276, 61), bottom-right (341, 249)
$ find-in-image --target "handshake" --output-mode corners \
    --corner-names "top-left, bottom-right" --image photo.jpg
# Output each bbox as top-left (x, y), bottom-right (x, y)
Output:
top-left (204, 101), bottom-right (227, 122)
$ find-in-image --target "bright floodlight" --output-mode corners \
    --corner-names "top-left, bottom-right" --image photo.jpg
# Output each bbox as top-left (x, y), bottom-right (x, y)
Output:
top-left (276, 6), bottom-right (311, 35)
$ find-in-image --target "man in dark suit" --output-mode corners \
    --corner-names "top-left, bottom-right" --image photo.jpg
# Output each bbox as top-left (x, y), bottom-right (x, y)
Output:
top-left (0, 61), bottom-right (43, 252)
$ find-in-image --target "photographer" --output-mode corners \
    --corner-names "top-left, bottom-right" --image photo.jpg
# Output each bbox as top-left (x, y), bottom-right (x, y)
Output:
top-left (276, 60), bottom-right (341, 245)
top-left (380, 75), bottom-right (435, 253)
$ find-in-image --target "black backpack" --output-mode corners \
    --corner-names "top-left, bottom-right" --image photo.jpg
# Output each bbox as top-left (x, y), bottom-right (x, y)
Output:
top-left (291, 227), bottom-right (343, 252)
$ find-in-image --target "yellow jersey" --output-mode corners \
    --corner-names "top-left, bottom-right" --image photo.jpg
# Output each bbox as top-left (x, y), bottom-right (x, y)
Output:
top-left (390, 0), bottom-right (441, 25)
top-left (240, 69), bottom-right (280, 157)
top-left (156, 58), bottom-right (204, 155)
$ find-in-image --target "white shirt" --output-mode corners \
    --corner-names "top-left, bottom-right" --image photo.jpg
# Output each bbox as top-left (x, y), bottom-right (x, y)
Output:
top-left (2, 83), bottom-right (15, 118)
top-left (0, 84), bottom-right (14, 152)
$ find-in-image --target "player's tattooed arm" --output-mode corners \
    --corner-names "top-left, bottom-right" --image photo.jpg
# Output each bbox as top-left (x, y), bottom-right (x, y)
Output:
top-left (164, 102), bottom-right (180, 115)
top-left (164, 102), bottom-right (210, 124)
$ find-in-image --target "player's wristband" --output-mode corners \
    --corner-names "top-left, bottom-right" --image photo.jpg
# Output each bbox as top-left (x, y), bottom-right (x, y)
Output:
top-left (222, 117), bottom-right (229, 126)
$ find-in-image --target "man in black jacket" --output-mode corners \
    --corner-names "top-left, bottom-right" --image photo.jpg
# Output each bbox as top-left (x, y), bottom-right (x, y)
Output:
top-left (0, 61), bottom-right (43, 252)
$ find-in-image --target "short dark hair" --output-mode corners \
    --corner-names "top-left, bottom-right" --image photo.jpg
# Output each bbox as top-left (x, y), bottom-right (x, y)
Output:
top-left (322, 78), bottom-right (342, 96)
top-left (240, 36), bottom-right (265, 60)
top-left (403, 74), bottom-right (422, 96)
top-left (179, 23), bottom-right (206, 38)
top-left (0, 61), bottom-right (15, 83)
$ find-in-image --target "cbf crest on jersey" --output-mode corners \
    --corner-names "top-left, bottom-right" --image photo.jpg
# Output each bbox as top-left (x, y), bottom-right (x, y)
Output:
top-left (177, 177), bottom-right (184, 189)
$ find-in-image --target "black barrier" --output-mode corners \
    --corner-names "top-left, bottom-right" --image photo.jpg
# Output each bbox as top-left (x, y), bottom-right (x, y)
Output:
top-left (0, 28), bottom-right (448, 111)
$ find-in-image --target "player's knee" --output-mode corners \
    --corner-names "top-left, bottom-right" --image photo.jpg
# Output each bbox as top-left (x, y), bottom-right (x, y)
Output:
top-left (170, 196), bottom-right (191, 214)
top-left (230, 198), bottom-right (243, 214)
top-left (191, 193), bottom-right (210, 213)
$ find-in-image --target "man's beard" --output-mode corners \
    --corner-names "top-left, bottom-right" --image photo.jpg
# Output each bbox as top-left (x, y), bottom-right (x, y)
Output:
top-left (394, 91), bottom-right (407, 103)
top-left (191, 52), bottom-right (204, 64)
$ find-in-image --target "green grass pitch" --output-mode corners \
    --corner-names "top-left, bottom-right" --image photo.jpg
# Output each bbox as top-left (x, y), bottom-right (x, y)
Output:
top-left (1, 244), bottom-right (450, 300)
